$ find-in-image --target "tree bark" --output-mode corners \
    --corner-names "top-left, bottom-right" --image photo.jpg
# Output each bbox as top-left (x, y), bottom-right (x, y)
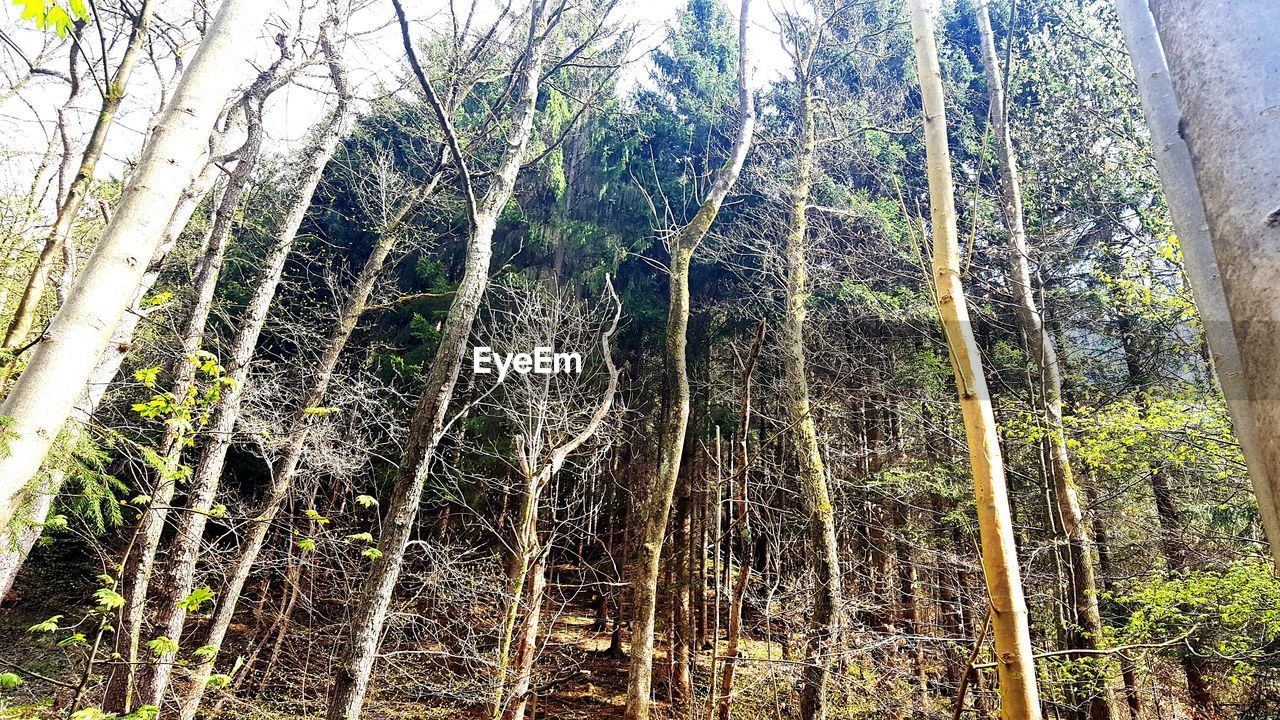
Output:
top-left (170, 11), bottom-right (359, 716)
top-left (104, 76), bottom-right (278, 715)
top-left (622, 3), bottom-right (755, 717)
top-left (0, 0), bottom-right (271, 532)
top-left (324, 4), bottom-right (551, 717)
top-left (974, 5), bottom-right (1116, 719)
top-left (1123, 0), bottom-right (1280, 569)
top-left (907, 2), bottom-right (1043, 718)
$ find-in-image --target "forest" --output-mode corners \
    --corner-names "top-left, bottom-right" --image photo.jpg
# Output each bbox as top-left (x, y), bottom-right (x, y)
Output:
top-left (0, 0), bottom-right (1277, 718)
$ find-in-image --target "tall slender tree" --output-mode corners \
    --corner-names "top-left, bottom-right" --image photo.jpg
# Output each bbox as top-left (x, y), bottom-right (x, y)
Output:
top-left (324, 2), bottom-right (563, 715)
top-left (974, 3), bottom-right (1116, 718)
top-left (907, 0), bottom-right (1043, 717)
top-left (622, 1), bottom-right (755, 717)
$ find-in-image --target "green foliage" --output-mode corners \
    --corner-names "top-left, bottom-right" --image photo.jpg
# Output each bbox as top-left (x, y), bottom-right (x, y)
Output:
top-left (131, 351), bottom-right (234, 448)
top-left (176, 586), bottom-right (215, 613)
top-left (93, 587), bottom-right (125, 611)
top-left (192, 644), bottom-right (219, 661)
top-left (0, 672), bottom-right (23, 688)
top-left (0, 415), bottom-right (15, 458)
top-left (11, 0), bottom-right (90, 39)
top-left (303, 509), bottom-right (330, 524)
top-left (146, 635), bottom-right (179, 657)
top-left (27, 615), bottom-right (62, 633)
top-left (56, 632), bottom-right (86, 648)
top-left (1115, 562), bottom-right (1280, 682)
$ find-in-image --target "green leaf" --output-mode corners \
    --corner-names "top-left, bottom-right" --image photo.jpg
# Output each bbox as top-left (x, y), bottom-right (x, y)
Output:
top-left (29, 614), bottom-right (62, 633)
top-left (146, 635), bottom-right (179, 657)
top-left (0, 672), bottom-right (23, 688)
top-left (58, 632), bottom-right (87, 647)
top-left (192, 644), bottom-right (219, 661)
top-left (94, 587), bottom-right (125, 611)
top-left (361, 547), bottom-right (383, 561)
top-left (176, 586), bottom-right (215, 613)
top-left (355, 494), bottom-right (378, 509)
top-left (296, 538), bottom-right (316, 551)
top-left (134, 366), bottom-right (161, 387)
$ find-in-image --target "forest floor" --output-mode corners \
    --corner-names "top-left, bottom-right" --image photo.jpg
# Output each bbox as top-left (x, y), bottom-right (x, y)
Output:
top-left (0, 550), bottom-right (796, 719)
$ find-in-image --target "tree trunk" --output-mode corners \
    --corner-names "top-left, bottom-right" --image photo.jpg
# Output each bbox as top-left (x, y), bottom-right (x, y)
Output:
top-left (974, 5), bottom-right (1116, 719)
top-left (1091, 514), bottom-right (1141, 720)
top-left (716, 321), bottom-right (763, 720)
top-left (0, 0), bottom-right (271, 532)
top-left (325, 5), bottom-right (551, 717)
top-left (1, 0), bottom-right (154, 355)
top-left (0, 159), bottom-right (220, 606)
top-left (1121, 0), bottom-right (1280, 569)
top-left (139, 55), bottom-right (352, 710)
top-left (907, 2), bottom-right (1043, 718)
top-left (623, 4), bottom-right (755, 718)
top-left (170, 12), bottom-right (358, 716)
top-left (103, 76), bottom-right (278, 716)
top-left (777, 45), bottom-right (843, 720)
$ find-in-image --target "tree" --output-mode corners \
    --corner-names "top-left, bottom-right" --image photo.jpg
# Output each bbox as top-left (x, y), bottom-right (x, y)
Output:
top-left (1142, 0), bottom-right (1280, 570)
top-left (0, 0), bottom-right (273, 532)
top-left (907, 0), bottom-right (1043, 717)
top-left (974, 2), bottom-right (1116, 717)
top-left (622, 0), bottom-right (755, 716)
top-left (324, 2), bottom-right (569, 716)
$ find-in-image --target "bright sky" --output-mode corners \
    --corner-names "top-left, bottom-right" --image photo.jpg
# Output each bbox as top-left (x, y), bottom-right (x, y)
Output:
top-left (0, 0), bottom-right (792, 200)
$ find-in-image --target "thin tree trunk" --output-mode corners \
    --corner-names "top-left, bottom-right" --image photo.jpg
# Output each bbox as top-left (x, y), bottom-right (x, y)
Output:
top-left (623, 3), bottom-right (755, 718)
top-left (325, 5), bottom-right (551, 717)
top-left (778, 40), bottom-right (843, 720)
top-left (1091, 514), bottom-right (1141, 720)
top-left (974, 5), bottom-right (1116, 719)
top-left (717, 320), bottom-right (763, 720)
top-left (171, 11), bottom-right (358, 716)
top-left (103, 77), bottom-right (277, 716)
top-left (0, 0), bottom-right (271, 531)
top-left (907, 2), bottom-right (1043, 718)
top-left (139, 55), bottom-right (352, 710)
top-left (671, 483), bottom-right (693, 708)
top-left (1, 1), bottom-right (154, 354)
top-left (0, 58), bottom-right (85, 323)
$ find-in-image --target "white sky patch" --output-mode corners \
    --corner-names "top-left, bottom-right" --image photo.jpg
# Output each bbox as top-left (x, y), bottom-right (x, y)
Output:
top-left (0, 0), bottom-right (792, 207)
